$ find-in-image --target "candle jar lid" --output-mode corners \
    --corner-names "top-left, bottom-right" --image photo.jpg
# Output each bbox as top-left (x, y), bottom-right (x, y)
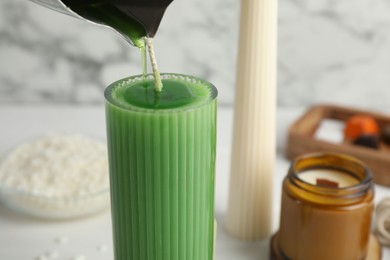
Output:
top-left (286, 152), bottom-right (373, 206)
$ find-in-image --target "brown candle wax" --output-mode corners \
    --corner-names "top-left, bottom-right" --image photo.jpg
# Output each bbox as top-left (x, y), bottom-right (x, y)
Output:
top-left (273, 153), bottom-right (374, 260)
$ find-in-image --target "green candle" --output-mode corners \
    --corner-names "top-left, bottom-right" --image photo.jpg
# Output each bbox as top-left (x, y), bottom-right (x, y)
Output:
top-left (105, 73), bottom-right (218, 260)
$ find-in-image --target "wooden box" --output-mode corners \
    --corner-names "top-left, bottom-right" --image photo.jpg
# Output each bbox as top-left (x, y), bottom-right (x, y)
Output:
top-left (286, 104), bottom-right (390, 186)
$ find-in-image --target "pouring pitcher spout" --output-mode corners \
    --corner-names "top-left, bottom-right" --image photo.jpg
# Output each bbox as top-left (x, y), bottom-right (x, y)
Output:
top-left (29, 0), bottom-right (173, 48)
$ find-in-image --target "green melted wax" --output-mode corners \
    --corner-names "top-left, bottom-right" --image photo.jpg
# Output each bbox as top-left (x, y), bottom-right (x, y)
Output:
top-left (113, 77), bottom-right (213, 110)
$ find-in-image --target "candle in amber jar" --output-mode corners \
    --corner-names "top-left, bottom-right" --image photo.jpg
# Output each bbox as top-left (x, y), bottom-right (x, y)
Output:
top-left (271, 153), bottom-right (374, 260)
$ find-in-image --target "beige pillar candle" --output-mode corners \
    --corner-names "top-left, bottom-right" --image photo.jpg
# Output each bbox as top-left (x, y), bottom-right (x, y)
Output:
top-left (225, 0), bottom-right (277, 240)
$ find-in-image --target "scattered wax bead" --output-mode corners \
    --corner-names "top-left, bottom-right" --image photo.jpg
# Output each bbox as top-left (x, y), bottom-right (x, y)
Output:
top-left (71, 255), bottom-right (86, 260)
top-left (55, 236), bottom-right (69, 245)
top-left (45, 251), bottom-right (59, 259)
top-left (97, 244), bottom-right (108, 252)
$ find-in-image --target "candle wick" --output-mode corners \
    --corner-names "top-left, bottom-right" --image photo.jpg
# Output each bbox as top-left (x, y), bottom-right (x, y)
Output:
top-left (316, 178), bottom-right (339, 188)
top-left (146, 37), bottom-right (163, 92)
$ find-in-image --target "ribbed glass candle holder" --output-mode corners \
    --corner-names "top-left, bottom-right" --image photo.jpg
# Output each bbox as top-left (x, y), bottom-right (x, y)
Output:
top-left (105, 73), bottom-right (218, 260)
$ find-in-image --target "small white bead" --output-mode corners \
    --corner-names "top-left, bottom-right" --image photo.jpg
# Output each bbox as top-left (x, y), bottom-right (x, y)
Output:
top-left (55, 236), bottom-right (69, 245)
top-left (45, 250), bottom-right (59, 258)
top-left (71, 255), bottom-right (86, 260)
top-left (97, 244), bottom-right (108, 252)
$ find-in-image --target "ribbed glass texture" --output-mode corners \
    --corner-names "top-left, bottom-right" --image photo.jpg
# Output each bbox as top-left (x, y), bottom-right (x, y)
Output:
top-left (105, 74), bottom-right (217, 260)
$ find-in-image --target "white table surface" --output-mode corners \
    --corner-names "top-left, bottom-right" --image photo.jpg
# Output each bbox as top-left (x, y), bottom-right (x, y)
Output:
top-left (0, 105), bottom-right (389, 260)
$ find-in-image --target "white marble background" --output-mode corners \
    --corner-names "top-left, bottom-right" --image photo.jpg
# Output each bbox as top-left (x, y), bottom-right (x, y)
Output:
top-left (0, 0), bottom-right (390, 109)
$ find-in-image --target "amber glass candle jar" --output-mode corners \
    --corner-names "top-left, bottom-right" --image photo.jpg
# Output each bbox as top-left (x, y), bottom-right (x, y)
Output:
top-left (271, 153), bottom-right (374, 260)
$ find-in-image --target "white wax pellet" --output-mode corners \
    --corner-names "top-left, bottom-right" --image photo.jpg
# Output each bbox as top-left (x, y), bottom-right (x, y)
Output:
top-left (55, 236), bottom-right (69, 245)
top-left (45, 250), bottom-right (59, 259)
top-left (97, 244), bottom-right (108, 252)
top-left (71, 255), bottom-right (86, 260)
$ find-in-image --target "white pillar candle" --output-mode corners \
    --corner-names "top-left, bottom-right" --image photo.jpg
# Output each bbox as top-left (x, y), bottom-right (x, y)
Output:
top-left (299, 169), bottom-right (360, 188)
top-left (225, 0), bottom-right (277, 240)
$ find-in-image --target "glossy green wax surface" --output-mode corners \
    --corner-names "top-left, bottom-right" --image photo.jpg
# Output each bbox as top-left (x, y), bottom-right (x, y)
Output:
top-left (111, 77), bottom-right (213, 109)
top-left (105, 74), bottom-right (217, 260)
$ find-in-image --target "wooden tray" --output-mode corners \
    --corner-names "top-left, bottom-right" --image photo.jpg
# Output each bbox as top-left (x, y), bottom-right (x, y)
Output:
top-left (286, 104), bottom-right (390, 186)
